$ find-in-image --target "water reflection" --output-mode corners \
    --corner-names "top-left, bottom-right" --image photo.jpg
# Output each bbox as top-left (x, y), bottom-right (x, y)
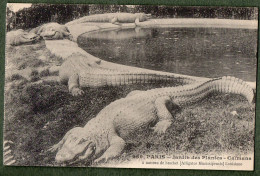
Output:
top-left (78, 27), bottom-right (257, 82)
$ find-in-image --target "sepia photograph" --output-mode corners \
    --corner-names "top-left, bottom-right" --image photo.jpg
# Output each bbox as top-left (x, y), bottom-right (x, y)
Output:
top-left (4, 3), bottom-right (258, 170)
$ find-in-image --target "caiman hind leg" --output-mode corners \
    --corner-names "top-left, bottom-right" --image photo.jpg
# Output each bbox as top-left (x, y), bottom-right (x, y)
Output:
top-left (94, 134), bottom-right (126, 164)
top-left (68, 73), bottom-right (84, 96)
top-left (111, 17), bottom-right (120, 25)
top-left (152, 96), bottom-right (177, 134)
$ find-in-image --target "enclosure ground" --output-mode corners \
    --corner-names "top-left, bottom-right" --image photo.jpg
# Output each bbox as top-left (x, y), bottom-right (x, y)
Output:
top-left (4, 41), bottom-right (255, 166)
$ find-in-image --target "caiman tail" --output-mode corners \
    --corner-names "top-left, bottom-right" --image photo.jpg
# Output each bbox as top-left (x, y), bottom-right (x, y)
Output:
top-left (170, 76), bottom-right (255, 105)
top-left (78, 71), bottom-right (200, 88)
top-left (210, 76), bottom-right (255, 104)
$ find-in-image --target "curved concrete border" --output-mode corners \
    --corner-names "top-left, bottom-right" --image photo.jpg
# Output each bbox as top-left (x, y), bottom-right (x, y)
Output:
top-left (66, 23), bottom-right (137, 41)
top-left (65, 18), bottom-right (258, 41)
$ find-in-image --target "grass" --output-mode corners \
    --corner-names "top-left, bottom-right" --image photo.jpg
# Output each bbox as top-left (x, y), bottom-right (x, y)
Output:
top-left (5, 40), bottom-right (63, 81)
top-left (4, 40), bottom-right (255, 167)
top-left (8, 74), bottom-right (25, 81)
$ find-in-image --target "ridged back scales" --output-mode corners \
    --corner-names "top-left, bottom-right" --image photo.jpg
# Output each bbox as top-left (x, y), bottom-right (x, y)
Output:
top-left (144, 76), bottom-right (255, 104)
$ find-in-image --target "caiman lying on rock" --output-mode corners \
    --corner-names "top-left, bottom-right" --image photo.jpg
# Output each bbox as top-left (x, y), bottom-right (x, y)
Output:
top-left (49, 76), bottom-right (254, 165)
top-left (6, 29), bottom-right (40, 46)
top-left (6, 23), bottom-right (72, 46)
top-left (30, 22), bottom-right (73, 40)
top-left (66, 13), bottom-right (151, 26)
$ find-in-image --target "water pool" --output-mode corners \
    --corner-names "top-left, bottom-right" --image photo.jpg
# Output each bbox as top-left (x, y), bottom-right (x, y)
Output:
top-left (78, 27), bottom-right (257, 82)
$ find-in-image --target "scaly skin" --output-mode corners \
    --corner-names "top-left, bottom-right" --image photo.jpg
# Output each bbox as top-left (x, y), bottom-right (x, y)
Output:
top-left (49, 76), bottom-right (254, 165)
top-left (59, 53), bottom-right (209, 96)
top-left (66, 13), bottom-right (151, 26)
top-left (6, 29), bottom-right (40, 46)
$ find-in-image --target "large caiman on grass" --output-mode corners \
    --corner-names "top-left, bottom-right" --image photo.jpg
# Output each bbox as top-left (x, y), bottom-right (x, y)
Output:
top-left (66, 13), bottom-right (151, 26)
top-left (48, 76), bottom-right (255, 165)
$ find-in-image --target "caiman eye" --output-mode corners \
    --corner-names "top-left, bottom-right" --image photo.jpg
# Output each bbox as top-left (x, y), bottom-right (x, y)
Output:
top-left (78, 138), bottom-right (86, 144)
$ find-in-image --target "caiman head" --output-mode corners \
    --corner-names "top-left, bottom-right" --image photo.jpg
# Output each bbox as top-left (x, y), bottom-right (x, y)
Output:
top-left (38, 23), bottom-right (72, 40)
top-left (20, 32), bottom-right (40, 44)
top-left (7, 30), bottom-right (40, 46)
top-left (40, 28), bottom-right (63, 40)
top-left (55, 128), bottom-right (98, 165)
top-left (138, 13), bottom-right (152, 22)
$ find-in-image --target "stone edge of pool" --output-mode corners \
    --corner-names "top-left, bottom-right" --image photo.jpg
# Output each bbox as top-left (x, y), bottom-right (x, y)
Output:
top-left (44, 18), bottom-right (257, 88)
top-left (66, 18), bottom-right (258, 40)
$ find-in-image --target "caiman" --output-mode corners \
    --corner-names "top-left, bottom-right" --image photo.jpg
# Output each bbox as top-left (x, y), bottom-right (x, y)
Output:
top-left (6, 29), bottom-right (40, 46)
top-left (66, 13), bottom-right (151, 26)
top-left (30, 22), bottom-right (73, 40)
top-left (58, 53), bottom-right (209, 96)
top-left (48, 76), bottom-right (254, 165)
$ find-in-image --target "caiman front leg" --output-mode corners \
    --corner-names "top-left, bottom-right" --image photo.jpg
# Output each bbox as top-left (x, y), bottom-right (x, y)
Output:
top-left (94, 135), bottom-right (126, 164)
top-left (62, 31), bottom-right (73, 41)
top-left (152, 96), bottom-right (177, 134)
top-left (135, 18), bottom-right (141, 25)
top-left (68, 73), bottom-right (84, 96)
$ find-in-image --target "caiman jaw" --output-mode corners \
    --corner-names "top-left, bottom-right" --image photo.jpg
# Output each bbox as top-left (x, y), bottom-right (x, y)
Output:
top-left (78, 144), bottom-right (96, 160)
top-left (55, 142), bottom-right (96, 164)
top-left (42, 31), bottom-right (57, 40)
top-left (20, 34), bottom-right (40, 44)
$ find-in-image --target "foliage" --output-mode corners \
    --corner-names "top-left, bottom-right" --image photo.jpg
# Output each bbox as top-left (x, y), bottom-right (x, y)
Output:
top-left (135, 5), bottom-right (258, 19)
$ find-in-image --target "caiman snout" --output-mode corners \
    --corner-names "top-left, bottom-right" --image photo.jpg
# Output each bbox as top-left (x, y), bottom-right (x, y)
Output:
top-left (20, 33), bottom-right (40, 44)
top-left (55, 140), bottom-right (96, 164)
top-left (55, 153), bottom-right (72, 163)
